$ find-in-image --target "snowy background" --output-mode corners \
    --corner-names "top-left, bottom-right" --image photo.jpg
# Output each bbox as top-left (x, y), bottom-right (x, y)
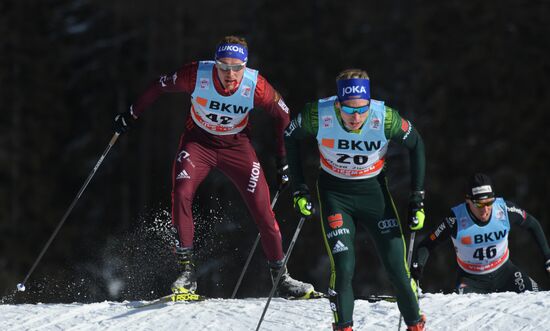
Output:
top-left (2, 291), bottom-right (550, 330)
top-left (3, 3), bottom-right (550, 328)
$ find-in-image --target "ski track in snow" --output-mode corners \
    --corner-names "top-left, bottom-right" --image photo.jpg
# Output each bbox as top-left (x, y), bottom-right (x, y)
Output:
top-left (1, 292), bottom-right (550, 330)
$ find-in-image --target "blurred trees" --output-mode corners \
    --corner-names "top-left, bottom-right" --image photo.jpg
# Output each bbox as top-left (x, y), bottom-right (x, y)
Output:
top-left (1, 0), bottom-right (549, 301)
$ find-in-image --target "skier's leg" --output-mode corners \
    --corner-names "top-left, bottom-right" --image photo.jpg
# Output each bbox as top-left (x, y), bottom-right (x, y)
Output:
top-left (171, 138), bottom-right (215, 293)
top-left (171, 138), bottom-right (215, 249)
top-left (496, 261), bottom-right (540, 293)
top-left (218, 143), bottom-right (283, 261)
top-left (318, 186), bottom-right (357, 328)
top-left (364, 177), bottom-right (422, 327)
top-left (456, 276), bottom-right (492, 294)
top-left (218, 143), bottom-right (313, 297)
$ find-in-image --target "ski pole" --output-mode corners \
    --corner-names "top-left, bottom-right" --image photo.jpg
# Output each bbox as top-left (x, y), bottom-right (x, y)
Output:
top-left (406, 232), bottom-right (416, 272)
top-left (231, 187), bottom-right (282, 299)
top-left (16, 132), bottom-right (120, 292)
top-left (255, 216), bottom-right (306, 331)
top-left (398, 231), bottom-right (417, 330)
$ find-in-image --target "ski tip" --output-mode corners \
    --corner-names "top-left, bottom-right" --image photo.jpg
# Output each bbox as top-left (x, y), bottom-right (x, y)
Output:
top-left (356, 295), bottom-right (397, 303)
top-left (130, 292), bottom-right (209, 309)
top-left (286, 290), bottom-right (328, 300)
top-left (172, 292), bottom-right (208, 302)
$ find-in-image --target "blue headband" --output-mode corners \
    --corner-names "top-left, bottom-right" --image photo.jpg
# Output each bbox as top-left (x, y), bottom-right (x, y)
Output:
top-left (337, 78), bottom-right (370, 101)
top-left (215, 43), bottom-right (248, 62)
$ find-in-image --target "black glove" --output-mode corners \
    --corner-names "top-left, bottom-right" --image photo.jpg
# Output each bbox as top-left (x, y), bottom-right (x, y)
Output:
top-left (114, 109), bottom-right (137, 134)
top-left (293, 184), bottom-right (314, 218)
top-left (410, 262), bottom-right (424, 281)
top-left (276, 157), bottom-right (290, 191)
top-left (408, 191), bottom-right (425, 231)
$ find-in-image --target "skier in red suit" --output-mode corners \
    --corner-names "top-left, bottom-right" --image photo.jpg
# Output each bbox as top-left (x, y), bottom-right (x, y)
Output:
top-left (114, 35), bottom-right (315, 299)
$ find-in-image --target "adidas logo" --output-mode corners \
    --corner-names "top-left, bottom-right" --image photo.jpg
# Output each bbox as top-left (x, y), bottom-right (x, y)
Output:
top-left (176, 170), bottom-right (190, 180)
top-left (332, 240), bottom-right (348, 254)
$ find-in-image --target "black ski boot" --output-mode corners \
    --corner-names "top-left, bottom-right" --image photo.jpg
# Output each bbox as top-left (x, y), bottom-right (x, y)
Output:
top-left (269, 260), bottom-right (315, 299)
top-left (171, 247), bottom-right (197, 294)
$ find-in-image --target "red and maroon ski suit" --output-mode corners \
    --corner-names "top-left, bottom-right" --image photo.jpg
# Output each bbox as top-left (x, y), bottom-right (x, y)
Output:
top-left (131, 62), bottom-right (289, 262)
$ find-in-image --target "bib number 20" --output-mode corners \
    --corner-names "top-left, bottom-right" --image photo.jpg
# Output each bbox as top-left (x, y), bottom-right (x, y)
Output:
top-left (336, 153), bottom-right (369, 165)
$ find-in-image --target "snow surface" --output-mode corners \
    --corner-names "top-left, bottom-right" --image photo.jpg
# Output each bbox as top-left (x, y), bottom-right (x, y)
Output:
top-left (1, 291), bottom-right (550, 330)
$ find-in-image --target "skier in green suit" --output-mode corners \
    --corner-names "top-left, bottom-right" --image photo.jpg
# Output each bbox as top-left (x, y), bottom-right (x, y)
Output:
top-left (284, 68), bottom-right (427, 331)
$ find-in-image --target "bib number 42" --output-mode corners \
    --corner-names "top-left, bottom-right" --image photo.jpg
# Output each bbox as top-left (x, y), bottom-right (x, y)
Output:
top-left (206, 113), bottom-right (233, 125)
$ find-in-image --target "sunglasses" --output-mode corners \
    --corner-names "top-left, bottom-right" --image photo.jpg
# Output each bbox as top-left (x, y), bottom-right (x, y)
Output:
top-left (472, 199), bottom-right (495, 208)
top-left (340, 104), bottom-right (370, 115)
top-left (215, 60), bottom-right (246, 72)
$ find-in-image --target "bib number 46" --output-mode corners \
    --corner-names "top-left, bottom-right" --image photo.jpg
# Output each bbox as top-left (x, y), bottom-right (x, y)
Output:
top-left (473, 245), bottom-right (496, 260)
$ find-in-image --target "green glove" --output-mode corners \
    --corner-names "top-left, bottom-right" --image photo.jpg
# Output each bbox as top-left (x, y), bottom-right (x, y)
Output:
top-left (408, 191), bottom-right (425, 231)
top-left (292, 185), bottom-right (314, 217)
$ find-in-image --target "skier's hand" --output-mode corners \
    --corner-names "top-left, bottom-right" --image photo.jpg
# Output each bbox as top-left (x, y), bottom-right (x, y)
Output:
top-left (408, 191), bottom-right (425, 231)
top-left (545, 259), bottom-right (550, 276)
top-left (410, 262), bottom-right (424, 281)
top-left (114, 109), bottom-right (137, 134)
top-left (293, 184), bottom-right (314, 218)
top-left (276, 157), bottom-right (290, 192)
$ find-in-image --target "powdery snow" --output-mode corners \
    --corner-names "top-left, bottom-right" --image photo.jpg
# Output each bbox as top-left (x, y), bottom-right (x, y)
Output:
top-left (1, 292), bottom-right (549, 330)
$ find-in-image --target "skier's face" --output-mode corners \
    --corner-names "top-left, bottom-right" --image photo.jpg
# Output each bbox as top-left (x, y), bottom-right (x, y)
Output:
top-left (467, 198), bottom-right (495, 222)
top-left (215, 57), bottom-right (246, 91)
top-left (337, 99), bottom-right (370, 131)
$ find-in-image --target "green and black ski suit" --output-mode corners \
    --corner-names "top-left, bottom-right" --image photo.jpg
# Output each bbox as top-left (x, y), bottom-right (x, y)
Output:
top-left (284, 99), bottom-right (426, 328)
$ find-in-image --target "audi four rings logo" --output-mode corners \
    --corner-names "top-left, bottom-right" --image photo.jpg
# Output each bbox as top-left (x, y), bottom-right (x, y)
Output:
top-left (377, 218), bottom-right (398, 230)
